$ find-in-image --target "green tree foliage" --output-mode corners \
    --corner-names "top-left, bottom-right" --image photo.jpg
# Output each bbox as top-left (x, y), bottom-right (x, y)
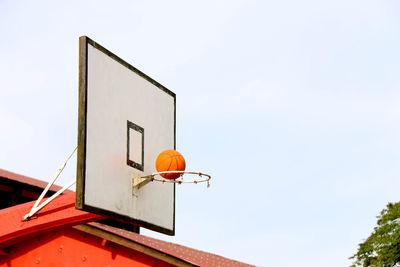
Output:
top-left (350, 202), bottom-right (400, 267)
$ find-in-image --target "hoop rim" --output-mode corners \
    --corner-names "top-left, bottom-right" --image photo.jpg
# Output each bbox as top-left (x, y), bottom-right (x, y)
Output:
top-left (140, 171), bottom-right (211, 184)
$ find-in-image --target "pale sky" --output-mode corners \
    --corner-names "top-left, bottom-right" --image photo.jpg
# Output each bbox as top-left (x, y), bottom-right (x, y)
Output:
top-left (1, 1), bottom-right (400, 266)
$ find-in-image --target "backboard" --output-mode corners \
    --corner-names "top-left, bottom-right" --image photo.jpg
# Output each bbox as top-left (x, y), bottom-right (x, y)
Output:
top-left (76, 36), bottom-right (176, 235)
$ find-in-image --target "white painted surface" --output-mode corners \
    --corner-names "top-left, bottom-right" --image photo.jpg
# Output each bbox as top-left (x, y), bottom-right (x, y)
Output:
top-left (129, 127), bottom-right (142, 165)
top-left (85, 43), bottom-right (174, 231)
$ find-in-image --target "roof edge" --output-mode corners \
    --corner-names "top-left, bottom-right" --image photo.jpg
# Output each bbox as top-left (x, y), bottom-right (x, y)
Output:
top-left (0, 168), bottom-right (71, 193)
top-left (0, 192), bottom-right (104, 248)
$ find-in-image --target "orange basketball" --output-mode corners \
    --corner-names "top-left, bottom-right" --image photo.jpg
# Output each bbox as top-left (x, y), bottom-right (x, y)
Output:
top-left (155, 150), bottom-right (186, 180)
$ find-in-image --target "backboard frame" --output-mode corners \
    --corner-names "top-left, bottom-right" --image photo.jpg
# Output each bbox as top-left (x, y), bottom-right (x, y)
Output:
top-left (75, 36), bottom-right (176, 235)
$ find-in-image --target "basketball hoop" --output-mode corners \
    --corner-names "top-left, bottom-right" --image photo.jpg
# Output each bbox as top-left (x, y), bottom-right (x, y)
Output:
top-left (133, 171), bottom-right (211, 189)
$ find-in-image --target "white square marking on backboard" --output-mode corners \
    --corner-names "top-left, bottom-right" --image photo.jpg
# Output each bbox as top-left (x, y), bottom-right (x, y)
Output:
top-left (129, 126), bottom-right (143, 166)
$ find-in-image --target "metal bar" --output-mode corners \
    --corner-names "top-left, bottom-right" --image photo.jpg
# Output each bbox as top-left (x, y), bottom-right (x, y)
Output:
top-left (24, 180), bottom-right (76, 220)
top-left (23, 146), bottom-right (77, 220)
top-left (24, 180), bottom-right (76, 221)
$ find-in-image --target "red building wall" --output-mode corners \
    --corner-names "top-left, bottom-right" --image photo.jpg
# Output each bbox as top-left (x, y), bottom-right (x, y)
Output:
top-left (0, 227), bottom-right (174, 267)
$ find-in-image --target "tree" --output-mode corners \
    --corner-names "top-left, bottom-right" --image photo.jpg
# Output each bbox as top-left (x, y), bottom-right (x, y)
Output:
top-left (350, 202), bottom-right (400, 267)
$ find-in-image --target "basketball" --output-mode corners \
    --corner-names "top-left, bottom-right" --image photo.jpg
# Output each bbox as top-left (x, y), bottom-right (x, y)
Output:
top-left (155, 150), bottom-right (186, 179)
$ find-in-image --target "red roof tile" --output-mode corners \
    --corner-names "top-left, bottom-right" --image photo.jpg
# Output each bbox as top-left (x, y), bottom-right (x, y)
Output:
top-left (89, 222), bottom-right (254, 267)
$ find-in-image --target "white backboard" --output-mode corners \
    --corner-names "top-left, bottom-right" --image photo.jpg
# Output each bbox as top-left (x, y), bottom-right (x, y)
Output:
top-left (76, 36), bottom-right (176, 235)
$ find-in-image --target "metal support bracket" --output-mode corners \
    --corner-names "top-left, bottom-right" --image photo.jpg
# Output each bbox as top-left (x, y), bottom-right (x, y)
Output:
top-left (23, 146), bottom-right (77, 221)
top-left (133, 176), bottom-right (152, 189)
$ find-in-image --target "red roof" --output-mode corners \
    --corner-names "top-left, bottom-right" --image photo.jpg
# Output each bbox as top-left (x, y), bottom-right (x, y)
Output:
top-left (0, 192), bottom-right (104, 248)
top-left (0, 168), bottom-right (71, 193)
top-left (0, 170), bottom-right (253, 266)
